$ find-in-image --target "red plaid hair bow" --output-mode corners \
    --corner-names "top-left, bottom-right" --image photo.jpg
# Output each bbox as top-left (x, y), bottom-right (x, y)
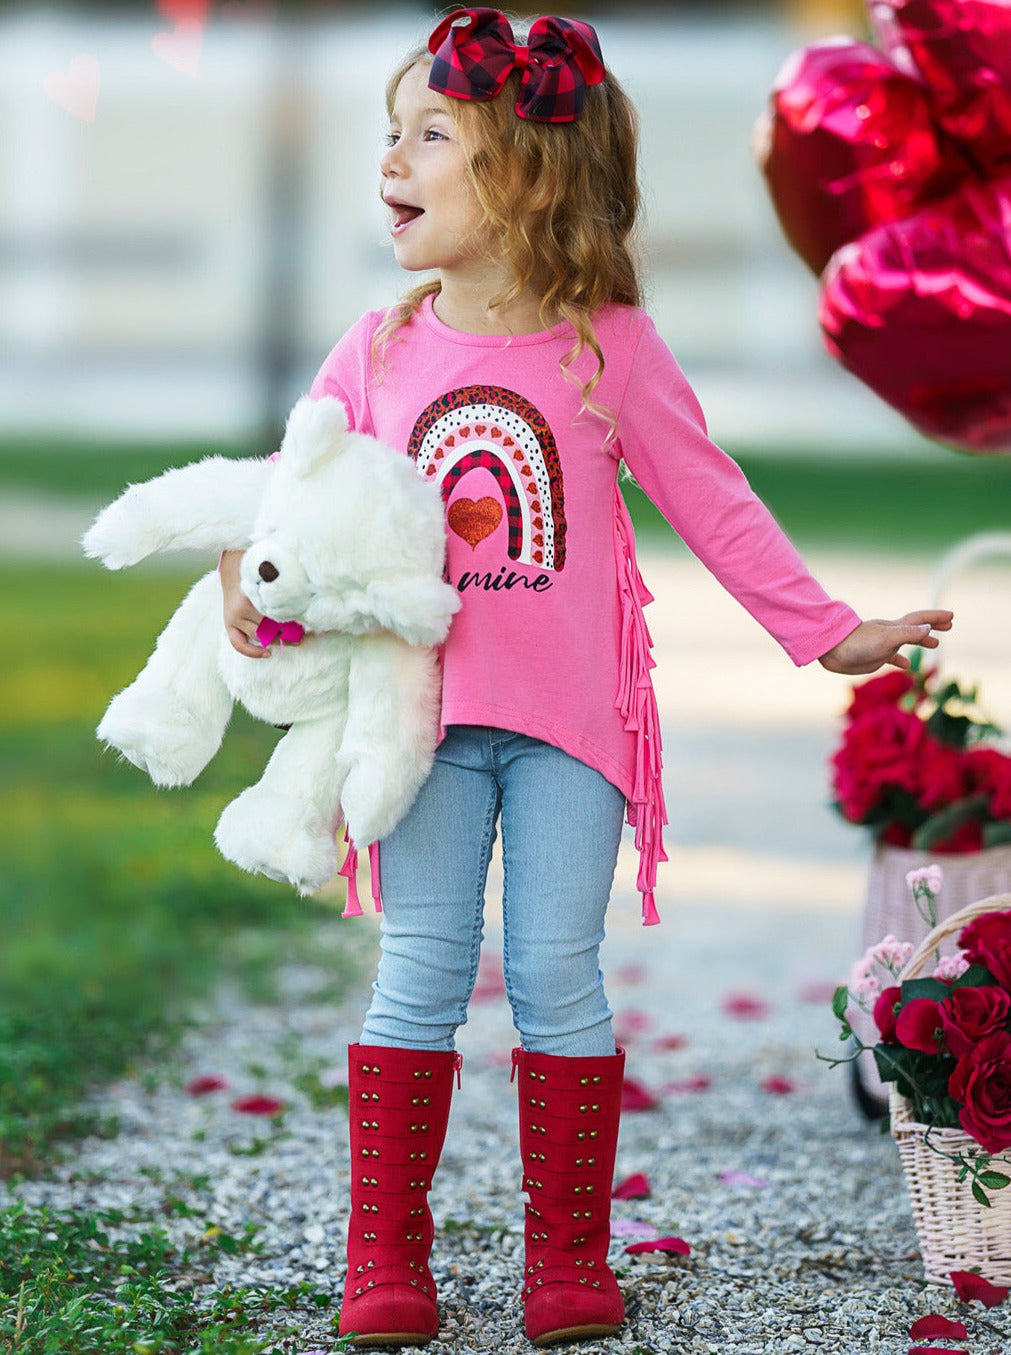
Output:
top-left (427, 7), bottom-right (606, 124)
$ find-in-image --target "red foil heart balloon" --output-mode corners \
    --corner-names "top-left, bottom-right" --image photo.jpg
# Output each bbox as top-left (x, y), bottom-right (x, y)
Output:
top-left (868, 0), bottom-right (1011, 175)
top-left (756, 38), bottom-right (968, 275)
top-left (819, 175), bottom-right (1011, 452)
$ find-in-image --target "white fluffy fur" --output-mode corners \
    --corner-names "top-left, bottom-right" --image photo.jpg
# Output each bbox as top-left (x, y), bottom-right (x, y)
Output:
top-left (83, 396), bottom-right (460, 895)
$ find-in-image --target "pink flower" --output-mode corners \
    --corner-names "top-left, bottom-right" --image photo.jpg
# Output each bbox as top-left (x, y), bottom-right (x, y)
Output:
top-left (906, 864), bottom-right (944, 897)
top-left (232, 1094), bottom-right (286, 1116)
top-left (908, 1314), bottom-right (968, 1340)
top-left (932, 951), bottom-right (970, 982)
top-left (185, 1074), bottom-right (230, 1096)
top-left (612, 1172), bottom-right (651, 1200)
top-left (950, 1269), bottom-right (1010, 1307)
top-left (625, 1236), bottom-right (691, 1256)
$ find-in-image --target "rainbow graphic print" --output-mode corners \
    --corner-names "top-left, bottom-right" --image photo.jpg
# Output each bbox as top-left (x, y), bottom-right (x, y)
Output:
top-left (407, 385), bottom-right (566, 571)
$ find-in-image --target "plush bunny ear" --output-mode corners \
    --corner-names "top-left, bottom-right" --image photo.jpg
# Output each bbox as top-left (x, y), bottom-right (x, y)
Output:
top-left (278, 394), bottom-right (350, 476)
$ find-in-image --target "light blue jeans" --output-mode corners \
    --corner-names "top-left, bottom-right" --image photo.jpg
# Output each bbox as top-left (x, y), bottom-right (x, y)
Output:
top-left (360, 725), bottom-right (626, 1056)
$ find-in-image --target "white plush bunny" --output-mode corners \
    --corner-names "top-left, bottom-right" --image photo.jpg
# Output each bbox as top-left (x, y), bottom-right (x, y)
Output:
top-left (83, 395), bottom-right (459, 895)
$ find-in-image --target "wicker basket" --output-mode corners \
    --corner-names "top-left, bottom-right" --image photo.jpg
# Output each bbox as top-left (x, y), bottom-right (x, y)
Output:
top-left (889, 892), bottom-right (1011, 1285)
top-left (852, 845), bottom-right (1011, 1104)
top-left (850, 531), bottom-right (1011, 1108)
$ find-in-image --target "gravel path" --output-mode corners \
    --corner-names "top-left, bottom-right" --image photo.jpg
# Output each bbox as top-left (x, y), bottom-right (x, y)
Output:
top-left (8, 893), bottom-right (1006, 1354)
top-left (9, 534), bottom-right (1011, 1351)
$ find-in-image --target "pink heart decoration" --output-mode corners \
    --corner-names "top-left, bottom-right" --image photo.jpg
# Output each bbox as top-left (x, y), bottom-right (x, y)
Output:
top-left (820, 175), bottom-right (1011, 453)
top-left (43, 54), bottom-right (101, 123)
top-left (757, 38), bottom-right (968, 275)
top-left (868, 0), bottom-right (1011, 175)
top-left (152, 20), bottom-right (204, 78)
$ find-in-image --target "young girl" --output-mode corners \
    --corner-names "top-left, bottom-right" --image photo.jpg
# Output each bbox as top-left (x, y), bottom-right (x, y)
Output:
top-left (222, 9), bottom-right (952, 1347)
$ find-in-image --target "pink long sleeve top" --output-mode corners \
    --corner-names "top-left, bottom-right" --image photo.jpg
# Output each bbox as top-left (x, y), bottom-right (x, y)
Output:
top-left (310, 296), bottom-right (861, 923)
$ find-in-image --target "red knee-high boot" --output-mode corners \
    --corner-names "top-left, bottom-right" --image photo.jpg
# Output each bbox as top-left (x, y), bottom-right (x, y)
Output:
top-left (338, 1043), bottom-right (460, 1348)
top-left (512, 1046), bottom-right (626, 1346)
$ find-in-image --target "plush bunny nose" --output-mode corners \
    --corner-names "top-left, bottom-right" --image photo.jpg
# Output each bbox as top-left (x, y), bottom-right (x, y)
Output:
top-left (258, 560), bottom-right (279, 583)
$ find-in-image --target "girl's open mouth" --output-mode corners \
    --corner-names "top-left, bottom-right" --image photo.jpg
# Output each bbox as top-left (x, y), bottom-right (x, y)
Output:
top-left (390, 202), bottom-right (424, 236)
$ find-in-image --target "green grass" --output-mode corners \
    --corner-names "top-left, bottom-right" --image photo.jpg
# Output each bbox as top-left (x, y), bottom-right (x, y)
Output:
top-left (4, 432), bottom-right (1011, 553)
top-left (1, 561), bottom-right (365, 1349)
top-left (623, 448), bottom-right (1011, 552)
top-left (1, 564), bottom-right (351, 1176)
top-left (0, 1200), bottom-right (353, 1354)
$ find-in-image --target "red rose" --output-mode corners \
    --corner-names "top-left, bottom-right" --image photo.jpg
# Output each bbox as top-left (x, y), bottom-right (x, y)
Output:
top-left (959, 910), bottom-right (1011, 989)
top-left (846, 670), bottom-right (916, 718)
top-left (948, 1029), bottom-right (1011, 1153)
top-left (917, 740), bottom-right (968, 811)
top-left (831, 705), bottom-right (926, 822)
top-left (894, 997), bottom-right (944, 1054)
top-left (966, 747), bottom-right (1011, 819)
top-left (873, 986), bottom-right (902, 1043)
top-left (939, 986), bottom-right (1011, 1058)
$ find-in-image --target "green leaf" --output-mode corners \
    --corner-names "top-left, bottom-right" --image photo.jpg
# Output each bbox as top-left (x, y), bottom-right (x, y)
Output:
top-left (831, 985), bottom-right (850, 1021)
top-left (972, 1179), bottom-right (992, 1208)
top-left (978, 1171), bottom-right (1011, 1190)
top-left (911, 795), bottom-right (989, 850)
top-left (951, 964), bottom-right (1000, 989)
top-left (899, 978), bottom-right (951, 1003)
top-left (984, 819), bottom-right (1011, 848)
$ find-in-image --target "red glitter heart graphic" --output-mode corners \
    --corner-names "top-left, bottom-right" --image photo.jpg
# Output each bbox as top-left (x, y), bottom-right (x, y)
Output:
top-left (448, 497), bottom-right (503, 549)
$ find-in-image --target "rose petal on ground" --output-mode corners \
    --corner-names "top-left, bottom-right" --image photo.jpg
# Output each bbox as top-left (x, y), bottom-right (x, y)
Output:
top-left (621, 1077), bottom-right (658, 1111)
top-left (760, 1075), bottom-right (796, 1095)
top-left (907, 1348), bottom-right (968, 1355)
top-left (651, 1033), bottom-right (689, 1051)
top-left (482, 1049), bottom-right (515, 1068)
top-left (185, 1074), bottom-right (229, 1096)
top-left (662, 1074), bottom-right (712, 1094)
top-left (909, 1314), bottom-right (968, 1340)
top-left (612, 1172), bottom-right (651, 1200)
top-left (951, 1270), bottom-right (1009, 1307)
top-left (721, 991), bottom-right (772, 1020)
top-left (610, 1218), bottom-right (658, 1239)
top-left (613, 963), bottom-right (648, 985)
top-left (625, 1236), bottom-right (691, 1256)
top-left (614, 1007), bottom-right (653, 1035)
top-left (720, 1169), bottom-right (770, 1188)
top-left (231, 1094), bottom-right (285, 1116)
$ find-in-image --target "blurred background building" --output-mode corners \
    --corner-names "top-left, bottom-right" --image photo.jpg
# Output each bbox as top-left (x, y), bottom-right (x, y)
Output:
top-left (1, 0), bottom-right (920, 451)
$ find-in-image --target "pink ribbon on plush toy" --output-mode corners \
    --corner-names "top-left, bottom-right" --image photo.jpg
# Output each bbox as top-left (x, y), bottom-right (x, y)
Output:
top-left (256, 617), bottom-right (305, 648)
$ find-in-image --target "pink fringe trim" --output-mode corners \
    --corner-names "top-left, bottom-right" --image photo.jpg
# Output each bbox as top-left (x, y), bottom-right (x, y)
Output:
top-left (339, 833), bottom-right (383, 918)
top-left (614, 488), bottom-right (668, 926)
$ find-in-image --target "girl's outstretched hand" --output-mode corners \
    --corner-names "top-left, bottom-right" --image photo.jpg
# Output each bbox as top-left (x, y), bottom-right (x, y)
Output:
top-left (817, 610), bottom-right (954, 675)
top-left (220, 548), bottom-right (267, 658)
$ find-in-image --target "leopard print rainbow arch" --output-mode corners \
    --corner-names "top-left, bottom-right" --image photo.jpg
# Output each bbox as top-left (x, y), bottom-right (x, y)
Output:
top-left (407, 385), bottom-right (567, 571)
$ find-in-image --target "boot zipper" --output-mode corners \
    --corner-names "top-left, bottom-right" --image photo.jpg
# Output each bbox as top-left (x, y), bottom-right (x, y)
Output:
top-left (453, 1050), bottom-right (463, 1089)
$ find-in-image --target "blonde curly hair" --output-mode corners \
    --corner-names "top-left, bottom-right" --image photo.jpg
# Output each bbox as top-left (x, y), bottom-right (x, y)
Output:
top-left (373, 33), bottom-right (643, 430)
